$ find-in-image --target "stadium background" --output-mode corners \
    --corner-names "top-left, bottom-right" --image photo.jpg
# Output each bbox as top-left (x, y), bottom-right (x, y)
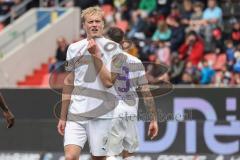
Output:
top-left (0, 0), bottom-right (240, 160)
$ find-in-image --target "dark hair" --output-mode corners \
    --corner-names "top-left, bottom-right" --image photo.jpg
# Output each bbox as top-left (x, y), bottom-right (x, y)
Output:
top-left (193, 1), bottom-right (204, 9)
top-left (107, 27), bottom-right (124, 43)
top-left (187, 30), bottom-right (198, 37)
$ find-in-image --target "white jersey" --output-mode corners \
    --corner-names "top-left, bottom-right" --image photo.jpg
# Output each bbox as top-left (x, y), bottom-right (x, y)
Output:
top-left (112, 51), bottom-right (147, 118)
top-left (66, 37), bottom-right (122, 119)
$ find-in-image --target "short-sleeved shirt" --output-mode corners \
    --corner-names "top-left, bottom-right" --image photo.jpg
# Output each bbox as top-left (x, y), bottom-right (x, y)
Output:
top-left (65, 37), bottom-right (122, 119)
top-left (203, 6), bottom-right (222, 22)
top-left (111, 51), bottom-right (148, 118)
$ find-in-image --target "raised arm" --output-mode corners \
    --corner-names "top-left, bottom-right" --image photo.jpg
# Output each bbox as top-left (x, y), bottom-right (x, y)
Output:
top-left (87, 39), bottom-right (119, 88)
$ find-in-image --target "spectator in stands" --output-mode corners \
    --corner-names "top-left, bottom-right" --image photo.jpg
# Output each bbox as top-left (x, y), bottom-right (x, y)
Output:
top-left (233, 73), bottom-right (240, 84)
top-left (137, 39), bottom-right (155, 61)
top-left (49, 37), bottom-right (68, 72)
top-left (203, 0), bottom-right (222, 27)
top-left (130, 0), bottom-right (156, 27)
top-left (125, 41), bottom-right (139, 58)
top-left (167, 16), bottom-right (185, 52)
top-left (42, 0), bottom-right (54, 7)
top-left (202, 0), bottom-right (222, 51)
top-left (188, 1), bottom-right (204, 33)
top-left (0, 0), bottom-right (22, 26)
top-left (0, 0), bottom-right (21, 15)
top-left (211, 27), bottom-right (225, 54)
top-left (214, 65), bottom-right (232, 86)
top-left (142, 14), bottom-right (157, 38)
top-left (200, 60), bottom-right (215, 84)
top-left (184, 61), bottom-right (200, 84)
top-left (157, 0), bottom-right (171, 16)
top-left (127, 14), bottom-right (147, 39)
top-left (225, 40), bottom-right (235, 70)
top-left (138, 0), bottom-right (156, 15)
top-left (36, 0), bottom-right (236, 86)
top-left (170, 54), bottom-right (185, 84)
top-left (181, 73), bottom-right (193, 84)
top-left (221, 0), bottom-right (233, 16)
top-left (220, 65), bottom-right (232, 85)
top-left (230, 19), bottom-right (240, 46)
top-left (180, 0), bottom-right (193, 27)
top-left (112, 3), bottom-right (131, 32)
top-left (168, 2), bottom-right (181, 20)
top-left (155, 41), bottom-right (171, 66)
top-left (152, 16), bottom-right (172, 41)
top-left (125, 0), bottom-right (140, 12)
top-left (113, 0), bottom-right (125, 10)
top-left (233, 47), bottom-right (240, 73)
top-left (139, 0), bottom-right (157, 14)
top-left (179, 31), bottom-right (204, 66)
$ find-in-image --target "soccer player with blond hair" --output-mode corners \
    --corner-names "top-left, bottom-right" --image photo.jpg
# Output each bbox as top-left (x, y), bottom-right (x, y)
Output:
top-left (57, 6), bottom-right (124, 160)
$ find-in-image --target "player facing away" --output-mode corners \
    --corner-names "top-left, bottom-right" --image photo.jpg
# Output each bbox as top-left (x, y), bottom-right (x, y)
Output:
top-left (104, 27), bottom-right (159, 160)
top-left (0, 92), bottom-right (15, 128)
top-left (57, 6), bottom-right (125, 160)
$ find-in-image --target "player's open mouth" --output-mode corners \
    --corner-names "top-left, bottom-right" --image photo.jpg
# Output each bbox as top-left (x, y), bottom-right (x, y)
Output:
top-left (91, 28), bottom-right (98, 32)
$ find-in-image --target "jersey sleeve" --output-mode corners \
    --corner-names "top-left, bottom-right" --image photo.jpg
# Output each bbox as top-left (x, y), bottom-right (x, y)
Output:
top-left (65, 45), bottom-right (75, 72)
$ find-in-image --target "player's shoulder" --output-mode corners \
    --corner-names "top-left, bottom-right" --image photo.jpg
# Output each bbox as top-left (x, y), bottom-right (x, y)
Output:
top-left (95, 36), bottom-right (118, 47)
top-left (66, 39), bottom-right (88, 58)
top-left (123, 51), bottom-right (142, 63)
top-left (68, 38), bottom-right (88, 51)
top-left (122, 52), bottom-right (145, 72)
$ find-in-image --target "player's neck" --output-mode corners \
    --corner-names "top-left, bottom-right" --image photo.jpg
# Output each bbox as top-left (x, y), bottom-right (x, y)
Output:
top-left (87, 35), bottom-right (104, 39)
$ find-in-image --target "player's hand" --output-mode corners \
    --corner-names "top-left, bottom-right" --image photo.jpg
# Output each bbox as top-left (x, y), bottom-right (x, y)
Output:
top-left (57, 119), bottom-right (66, 136)
top-left (3, 110), bottom-right (15, 128)
top-left (87, 39), bottom-right (101, 58)
top-left (148, 120), bottom-right (158, 140)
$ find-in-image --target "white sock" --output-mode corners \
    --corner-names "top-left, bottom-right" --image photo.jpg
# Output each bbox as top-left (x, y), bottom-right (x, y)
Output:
top-left (124, 156), bottom-right (135, 160)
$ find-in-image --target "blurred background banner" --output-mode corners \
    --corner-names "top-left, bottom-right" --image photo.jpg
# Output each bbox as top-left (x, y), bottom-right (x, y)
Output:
top-left (0, 87), bottom-right (239, 157)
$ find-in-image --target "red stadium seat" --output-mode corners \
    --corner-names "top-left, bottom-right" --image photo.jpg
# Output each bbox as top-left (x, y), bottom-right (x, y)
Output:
top-left (116, 20), bottom-right (129, 32)
top-left (213, 53), bottom-right (227, 70)
top-left (204, 53), bottom-right (217, 67)
top-left (101, 4), bottom-right (114, 16)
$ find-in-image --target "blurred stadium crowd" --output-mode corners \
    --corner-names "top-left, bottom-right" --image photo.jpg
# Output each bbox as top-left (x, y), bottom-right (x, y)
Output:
top-left (1, 0), bottom-right (240, 86)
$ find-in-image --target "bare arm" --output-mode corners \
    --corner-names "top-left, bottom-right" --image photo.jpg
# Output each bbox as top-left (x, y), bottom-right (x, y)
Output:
top-left (57, 71), bottom-right (74, 136)
top-left (0, 93), bottom-right (9, 112)
top-left (140, 84), bottom-right (157, 121)
top-left (140, 84), bottom-right (159, 139)
top-left (0, 92), bottom-right (15, 128)
top-left (88, 39), bottom-right (118, 88)
top-left (60, 71), bottom-right (74, 121)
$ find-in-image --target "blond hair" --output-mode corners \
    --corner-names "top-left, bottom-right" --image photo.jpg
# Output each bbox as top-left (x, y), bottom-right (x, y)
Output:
top-left (81, 6), bottom-right (104, 23)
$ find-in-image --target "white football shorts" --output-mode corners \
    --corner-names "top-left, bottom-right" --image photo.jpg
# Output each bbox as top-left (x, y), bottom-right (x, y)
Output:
top-left (104, 117), bottom-right (139, 156)
top-left (64, 119), bottom-right (112, 156)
